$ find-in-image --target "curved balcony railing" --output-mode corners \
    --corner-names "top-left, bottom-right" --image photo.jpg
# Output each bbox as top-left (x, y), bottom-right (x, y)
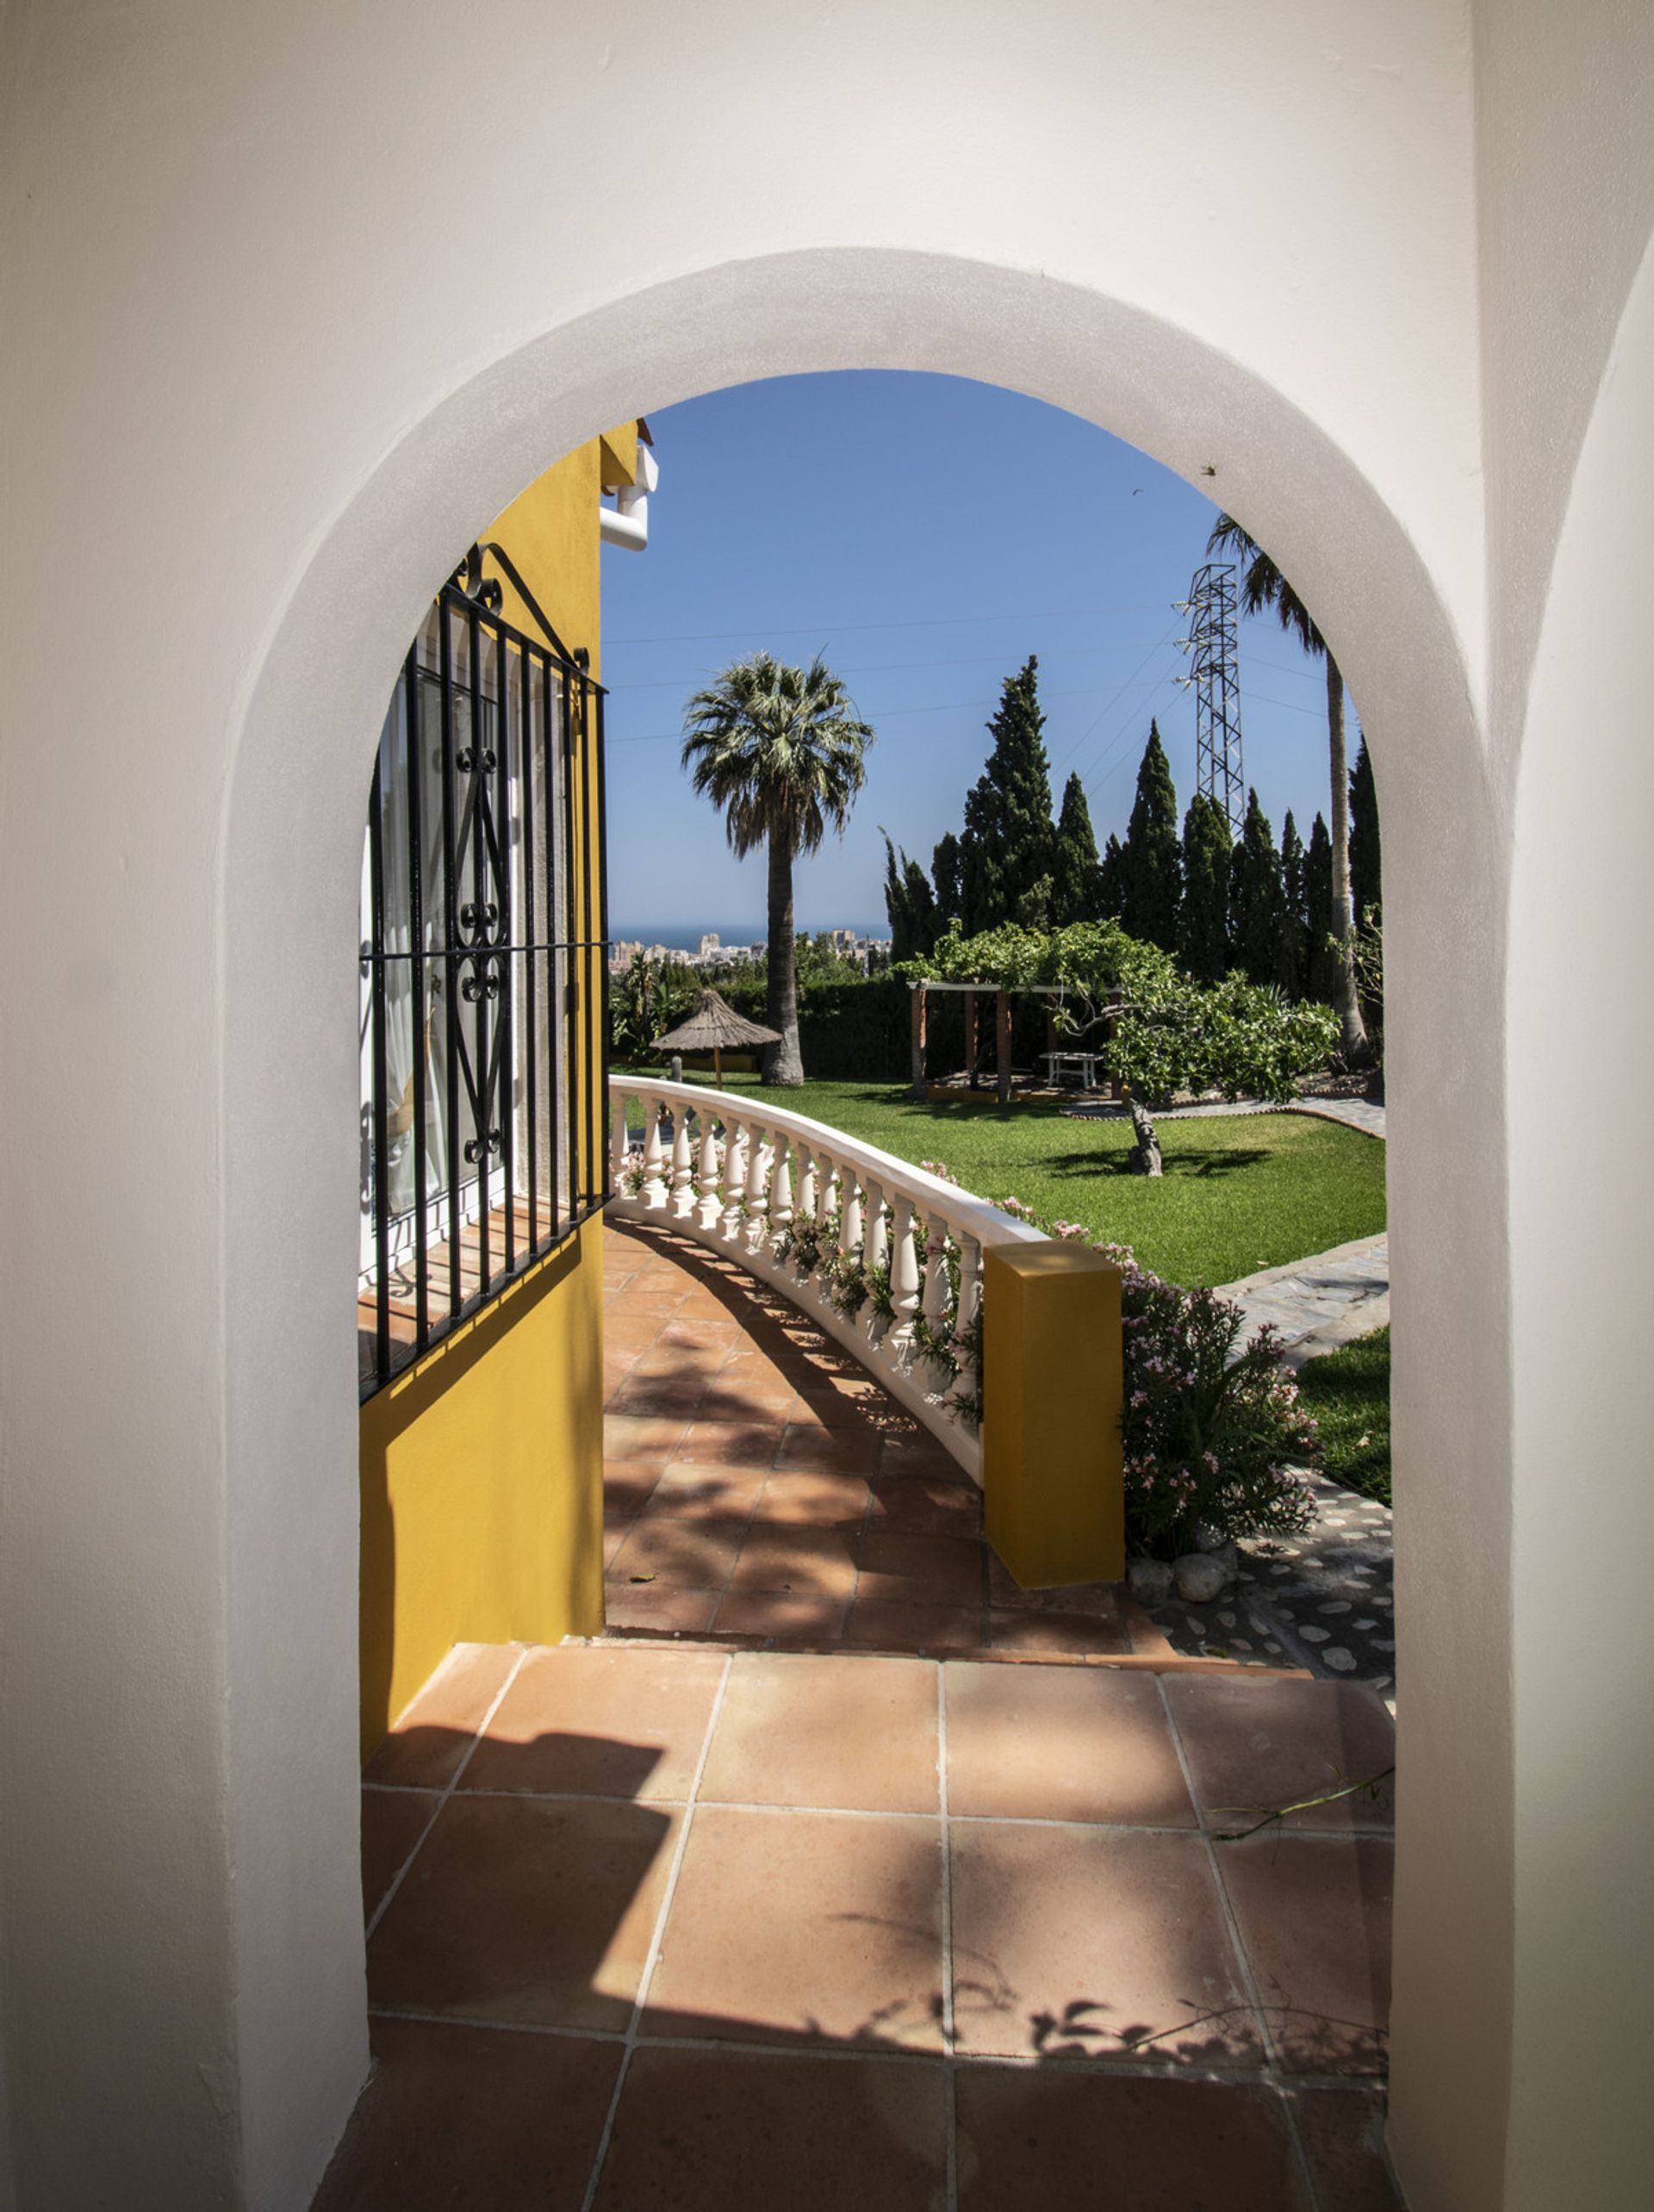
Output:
top-left (607, 1076), bottom-right (1047, 1478)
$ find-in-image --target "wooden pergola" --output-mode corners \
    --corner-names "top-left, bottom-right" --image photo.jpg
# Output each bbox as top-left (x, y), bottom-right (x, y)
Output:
top-left (905, 979), bottom-right (1110, 1105)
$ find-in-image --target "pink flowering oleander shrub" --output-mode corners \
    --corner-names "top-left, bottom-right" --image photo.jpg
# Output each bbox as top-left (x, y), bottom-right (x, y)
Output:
top-left (913, 1167), bottom-right (1320, 1555)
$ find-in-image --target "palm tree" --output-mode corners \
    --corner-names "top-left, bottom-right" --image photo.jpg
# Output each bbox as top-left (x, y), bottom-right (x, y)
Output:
top-left (1206, 514), bottom-right (1370, 1062)
top-left (681, 654), bottom-right (874, 1084)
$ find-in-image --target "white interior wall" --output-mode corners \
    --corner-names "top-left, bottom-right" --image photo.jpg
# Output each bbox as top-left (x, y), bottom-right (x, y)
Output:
top-left (1, 3), bottom-right (1648, 2206)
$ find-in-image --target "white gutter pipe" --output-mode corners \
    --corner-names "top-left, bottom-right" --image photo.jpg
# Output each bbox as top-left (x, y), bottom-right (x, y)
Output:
top-left (600, 439), bottom-right (658, 551)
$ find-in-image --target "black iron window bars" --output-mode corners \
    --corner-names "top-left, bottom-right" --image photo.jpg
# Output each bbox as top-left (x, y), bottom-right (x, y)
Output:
top-left (359, 545), bottom-right (610, 1398)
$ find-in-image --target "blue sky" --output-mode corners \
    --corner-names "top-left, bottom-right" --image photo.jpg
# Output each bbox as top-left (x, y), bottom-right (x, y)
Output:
top-left (600, 372), bottom-right (1353, 940)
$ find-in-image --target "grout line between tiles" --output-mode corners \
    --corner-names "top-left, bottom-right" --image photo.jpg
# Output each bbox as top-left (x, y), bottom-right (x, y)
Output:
top-left (937, 1662), bottom-right (959, 2212)
top-left (1153, 1672), bottom-right (1328, 2209)
top-left (578, 1649), bottom-right (736, 2212)
top-left (364, 1644), bottom-right (532, 1947)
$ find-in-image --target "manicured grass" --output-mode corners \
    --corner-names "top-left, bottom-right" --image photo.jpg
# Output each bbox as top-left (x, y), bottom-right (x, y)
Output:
top-left (620, 1072), bottom-right (1386, 1289)
top-left (1296, 1327), bottom-right (1392, 1506)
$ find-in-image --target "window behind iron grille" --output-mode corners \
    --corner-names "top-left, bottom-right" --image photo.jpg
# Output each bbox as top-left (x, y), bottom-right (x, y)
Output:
top-left (358, 565), bottom-right (609, 1397)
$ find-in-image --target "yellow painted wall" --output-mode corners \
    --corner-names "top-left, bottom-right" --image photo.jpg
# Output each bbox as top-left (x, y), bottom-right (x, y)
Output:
top-left (359, 430), bottom-right (638, 1753)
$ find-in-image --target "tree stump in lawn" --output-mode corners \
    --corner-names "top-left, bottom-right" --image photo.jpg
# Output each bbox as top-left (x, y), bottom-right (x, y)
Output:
top-left (1127, 1097), bottom-right (1163, 1177)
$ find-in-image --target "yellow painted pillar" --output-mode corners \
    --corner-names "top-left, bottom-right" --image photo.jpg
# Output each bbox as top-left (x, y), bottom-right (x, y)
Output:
top-left (982, 1241), bottom-right (1125, 1588)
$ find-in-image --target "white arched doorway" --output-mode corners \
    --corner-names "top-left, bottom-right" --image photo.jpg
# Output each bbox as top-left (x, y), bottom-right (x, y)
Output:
top-left (222, 252), bottom-right (1504, 2206)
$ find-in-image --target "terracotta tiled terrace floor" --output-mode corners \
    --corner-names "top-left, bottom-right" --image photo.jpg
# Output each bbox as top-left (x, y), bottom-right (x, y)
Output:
top-left (320, 1221), bottom-right (1403, 2207)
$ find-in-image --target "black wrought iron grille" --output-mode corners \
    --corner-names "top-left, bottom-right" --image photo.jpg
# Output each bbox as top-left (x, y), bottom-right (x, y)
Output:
top-left (358, 548), bottom-right (610, 1398)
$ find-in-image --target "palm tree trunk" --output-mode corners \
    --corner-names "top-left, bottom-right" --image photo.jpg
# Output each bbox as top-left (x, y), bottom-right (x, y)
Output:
top-left (1327, 653), bottom-right (1370, 1063)
top-left (764, 833), bottom-right (804, 1084)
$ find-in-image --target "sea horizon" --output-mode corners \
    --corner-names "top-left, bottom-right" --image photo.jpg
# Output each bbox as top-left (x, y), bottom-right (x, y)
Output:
top-left (610, 921), bottom-right (888, 951)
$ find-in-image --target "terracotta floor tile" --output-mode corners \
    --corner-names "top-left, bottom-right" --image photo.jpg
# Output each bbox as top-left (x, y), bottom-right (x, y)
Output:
top-left (312, 2016), bottom-right (621, 2212)
top-left (774, 1421), bottom-right (883, 1476)
top-left (368, 1793), bottom-right (680, 2030)
top-left (843, 1595), bottom-right (986, 1656)
top-left (986, 1607), bottom-right (1134, 1658)
top-left (700, 1652), bottom-right (939, 1812)
top-left (459, 1644), bottom-right (725, 1801)
top-left (602, 1524), bottom-right (629, 1569)
top-left (855, 1530), bottom-right (987, 1607)
top-left (364, 1643), bottom-right (521, 1788)
top-left (948, 1820), bottom-right (1261, 2065)
top-left (618, 1288), bottom-right (691, 1316)
top-left (602, 1460), bottom-right (667, 1519)
top-left (601, 1314), bottom-right (667, 1356)
top-left (1216, 1834), bottom-right (1392, 2075)
top-left (954, 2066), bottom-right (1310, 2211)
top-left (656, 1317), bottom-right (744, 1354)
top-left (697, 1377), bottom-right (800, 1425)
top-left (729, 1524), bottom-right (859, 1598)
top-left (607, 1514), bottom-right (748, 1591)
top-left (591, 2044), bottom-right (948, 2212)
top-left (645, 1459), bottom-right (772, 1518)
top-left (878, 1434), bottom-right (961, 1479)
top-left (1290, 2087), bottom-right (1406, 2209)
top-left (674, 1416), bottom-right (787, 1467)
top-left (722, 1349), bottom-right (811, 1389)
top-left (604, 1413), bottom-right (693, 1462)
top-left (867, 1472), bottom-right (982, 1535)
top-left (602, 1585), bottom-right (724, 1637)
top-left (710, 1589), bottom-right (849, 1645)
top-left (944, 1662), bottom-right (1196, 1826)
top-left (644, 1805), bottom-right (944, 2049)
top-left (1163, 1673), bottom-right (1396, 1833)
top-left (792, 1380), bottom-right (886, 1431)
top-left (360, 1788), bottom-right (438, 1921)
top-left (754, 1466), bottom-right (873, 1526)
top-left (631, 1344), bottom-right (726, 1380)
top-left (606, 1371), bottom-right (711, 1420)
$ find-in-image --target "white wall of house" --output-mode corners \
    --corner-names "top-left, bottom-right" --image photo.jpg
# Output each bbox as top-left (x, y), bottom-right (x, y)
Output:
top-left (0, 3), bottom-right (1650, 2206)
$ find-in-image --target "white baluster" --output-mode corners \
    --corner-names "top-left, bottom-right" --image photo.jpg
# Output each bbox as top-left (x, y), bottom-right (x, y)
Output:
top-left (920, 1211), bottom-right (953, 1384)
top-left (668, 1106), bottom-right (693, 1219)
top-left (641, 1102), bottom-right (668, 1210)
top-left (744, 1123), bottom-right (771, 1258)
top-left (793, 1144), bottom-right (816, 1276)
top-left (610, 1091), bottom-right (630, 1203)
top-left (695, 1111), bottom-right (723, 1233)
top-left (769, 1139), bottom-right (793, 1258)
top-left (722, 1116), bottom-right (749, 1246)
top-left (861, 1179), bottom-right (888, 1345)
top-left (886, 1194), bottom-right (921, 1368)
top-left (839, 1167), bottom-right (863, 1263)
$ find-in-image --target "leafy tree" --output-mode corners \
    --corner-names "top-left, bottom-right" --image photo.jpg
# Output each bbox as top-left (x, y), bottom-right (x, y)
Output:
top-left (1349, 734), bottom-right (1382, 924)
top-left (1279, 810), bottom-right (1308, 998)
top-left (1119, 722), bottom-right (1182, 952)
top-left (681, 653), bottom-right (873, 1085)
top-left (881, 830), bottom-right (937, 961)
top-left (1052, 771), bottom-right (1103, 923)
top-left (610, 953), bottom-right (700, 1060)
top-left (1208, 513), bottom-right (1369, 1060)
top-left (1303, 811), bottom-right (1341, 1003)
top-left (1228, 789), bottom-right (1285, 987)
top-left (958, 656), bottom-right (1058, 933)
top-left (902, 918), bottom-right (1334, 1108)
top-left (931, 830), bottom-right (964, 935)
top-left (1178, 792), bottom-right (1232, 983)
top-left (1098, 832), bottom-right (1127, 918)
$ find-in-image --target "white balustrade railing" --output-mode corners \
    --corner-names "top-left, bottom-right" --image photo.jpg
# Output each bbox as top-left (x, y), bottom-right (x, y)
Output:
top-left (607, 1076), bottom-right (1046, 1478)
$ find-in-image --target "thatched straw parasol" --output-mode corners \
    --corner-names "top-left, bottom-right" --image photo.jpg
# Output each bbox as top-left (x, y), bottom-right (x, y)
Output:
top-left (652, 987), bottom-right (781, 1085)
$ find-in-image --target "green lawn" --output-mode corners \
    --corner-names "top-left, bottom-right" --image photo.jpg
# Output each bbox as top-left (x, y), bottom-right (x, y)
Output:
top-left (620, 1072), bottom-right (1386, 1289)
top-left (1296, 1327), bottom-right (1392, 1505)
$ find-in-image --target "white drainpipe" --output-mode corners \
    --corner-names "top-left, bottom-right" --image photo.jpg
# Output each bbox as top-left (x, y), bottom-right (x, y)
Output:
top-left (600, 439), bottom-right (658, 550)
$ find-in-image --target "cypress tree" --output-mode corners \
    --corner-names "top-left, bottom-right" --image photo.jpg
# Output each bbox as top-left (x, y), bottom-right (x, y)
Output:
top-left (1178, 792), bottom-right (1232, 982)
top-left (1228, 789), bottom-right (1286, 986)
top-left (931, 830), bottom-right (963, 936)
top-left (1280, 810), bottom-right (1308, 997)
top-left (1349, 735), bottom-right (1382, 925)
top-left (958, 657), bottom-right (1058, 933)
top-left (1304, 811), bottom-right (1340, 1002)
top-left (1052, 771), bottom-right (1103, 923)
top-left (1119, 721), bottom-right (1182, 953)
top-left (1098, 833), bottom-right (1127, 918)
top-left (881, 831), bottom-right (936, 961)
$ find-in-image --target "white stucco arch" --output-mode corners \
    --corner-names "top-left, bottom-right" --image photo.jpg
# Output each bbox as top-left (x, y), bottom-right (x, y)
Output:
top-left (7, 5), bottom-right (1654, 2208)
top-left (219, 249), bottom-right (1505, 2208)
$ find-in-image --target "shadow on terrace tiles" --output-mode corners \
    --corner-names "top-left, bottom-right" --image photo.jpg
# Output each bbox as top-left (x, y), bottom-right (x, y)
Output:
top-left (330, 1698), bottom-right (1398, 2210)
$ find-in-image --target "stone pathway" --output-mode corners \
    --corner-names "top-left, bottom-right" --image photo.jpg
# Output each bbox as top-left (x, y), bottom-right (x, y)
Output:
top-left (1218, 1233), bottom-right (1390, 1370)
